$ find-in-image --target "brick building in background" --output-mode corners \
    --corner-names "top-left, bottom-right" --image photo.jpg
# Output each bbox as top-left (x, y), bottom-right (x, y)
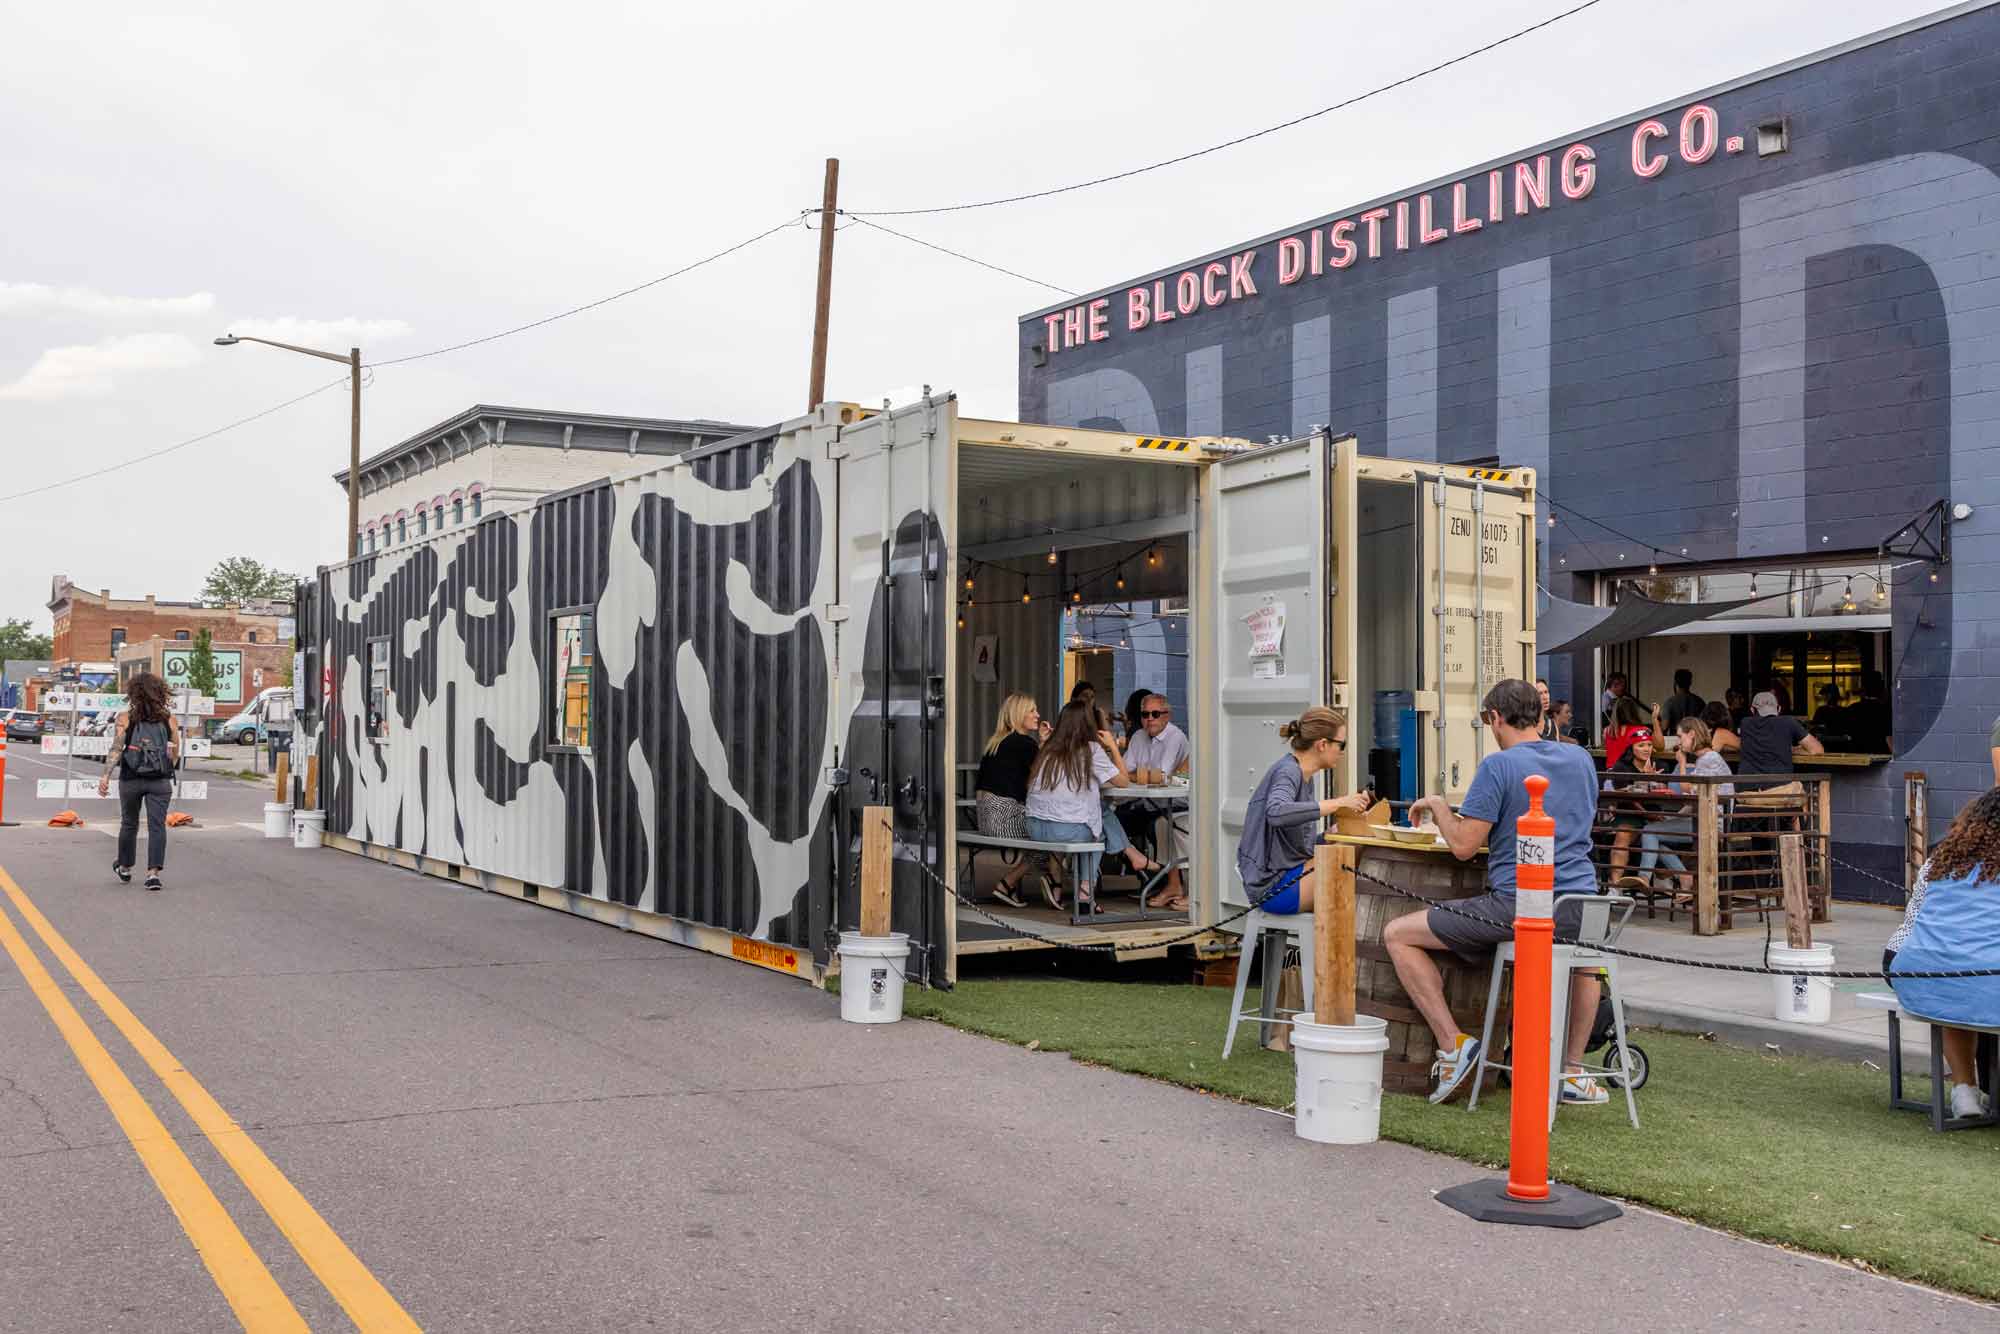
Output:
top-left (335, 405), bottom-right (753, 557)
top-left (48, 578), bottom-right (288, 697)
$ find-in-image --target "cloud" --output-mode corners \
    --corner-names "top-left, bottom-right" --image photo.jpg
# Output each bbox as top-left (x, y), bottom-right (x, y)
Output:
top-left (0, 333), bottom-right (201, 400)
top-left (227, 317), bottom-right (413, 346)
top-left (0, 283), bottom-right (215, 319)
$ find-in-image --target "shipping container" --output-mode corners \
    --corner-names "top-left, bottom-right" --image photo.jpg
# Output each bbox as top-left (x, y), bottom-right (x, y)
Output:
top-left (296, 396), bottom-right (1536, 984)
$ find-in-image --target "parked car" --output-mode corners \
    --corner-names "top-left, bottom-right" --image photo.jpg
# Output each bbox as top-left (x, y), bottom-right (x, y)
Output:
top-left (2, 709), bottom-right (45, 741)
top-left (215, 686), bottom-right (293, 745)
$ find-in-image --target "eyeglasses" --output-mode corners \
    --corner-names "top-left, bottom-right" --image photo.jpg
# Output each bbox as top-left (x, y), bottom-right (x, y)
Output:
top-left (1332, 737), bottom-right (1347, 750)
top-left (1140, 710), bottom-right (1169, 719)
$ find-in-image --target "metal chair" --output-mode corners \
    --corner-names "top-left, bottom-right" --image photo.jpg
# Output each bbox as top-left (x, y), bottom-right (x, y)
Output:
top-left (1222, 869), bottom-right (1316, 1058)
top-left (1468, 893), bottom-right (1641, 1129)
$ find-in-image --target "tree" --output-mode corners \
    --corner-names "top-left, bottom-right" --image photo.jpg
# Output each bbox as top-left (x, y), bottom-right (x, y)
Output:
top-left (203, 556), bottom-right (296, 603)
top-left (185, 629), bottom-right (219, 699)
top-left (0, 618), bottom-right (52, 662)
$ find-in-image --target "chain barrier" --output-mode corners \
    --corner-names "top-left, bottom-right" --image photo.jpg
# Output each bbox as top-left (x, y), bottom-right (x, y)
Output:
top-left (897, 845), bottom-right (2000, 981)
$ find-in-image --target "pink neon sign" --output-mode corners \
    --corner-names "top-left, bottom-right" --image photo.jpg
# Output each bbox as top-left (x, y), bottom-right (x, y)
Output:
top-left (1037, 102), bottom-right (1752, 356)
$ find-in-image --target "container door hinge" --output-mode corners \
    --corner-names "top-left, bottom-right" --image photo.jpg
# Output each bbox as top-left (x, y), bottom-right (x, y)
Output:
top-left (824, 604), bottom-right (851, 623)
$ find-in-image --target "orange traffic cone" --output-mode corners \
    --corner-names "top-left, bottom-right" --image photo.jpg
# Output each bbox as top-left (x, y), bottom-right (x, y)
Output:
top-left (48, 809), bottom-right (83, 827)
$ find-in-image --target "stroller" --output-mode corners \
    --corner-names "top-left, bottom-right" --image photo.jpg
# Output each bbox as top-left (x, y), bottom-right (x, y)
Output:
top-left (1502, 994), bottom-right (1650, 1091)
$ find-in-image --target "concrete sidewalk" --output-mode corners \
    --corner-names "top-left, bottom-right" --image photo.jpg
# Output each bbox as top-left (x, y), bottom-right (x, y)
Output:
top-left (1611, 903), bottom-right (1928, 1064)
top-left (0, 825), bottom-right (1984, 1329)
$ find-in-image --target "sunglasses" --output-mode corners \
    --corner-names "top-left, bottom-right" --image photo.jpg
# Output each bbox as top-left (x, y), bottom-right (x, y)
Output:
top-left (1140, 710), bottom-right (1169, 719)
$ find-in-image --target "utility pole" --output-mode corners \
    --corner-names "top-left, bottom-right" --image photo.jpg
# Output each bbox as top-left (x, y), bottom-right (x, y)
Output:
top-left (348, 348), bottom-right (362, 559)
top-left (807, 157), bottom-right (840, 411)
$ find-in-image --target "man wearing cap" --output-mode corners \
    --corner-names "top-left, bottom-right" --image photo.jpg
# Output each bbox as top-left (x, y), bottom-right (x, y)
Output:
top-left (1737, 691), bottom-right (1823, 776)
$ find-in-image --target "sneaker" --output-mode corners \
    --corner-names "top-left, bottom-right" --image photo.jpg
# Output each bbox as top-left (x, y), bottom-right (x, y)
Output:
top-left (993, 882), bottom-right (1027, 910)
top-left (112, 862), bottom-right (131, 884)
top-left (1949, 1082), bottom-right (1993, 1120)
top-left (143, 875), bottom-right (162, 893)
top-left (1561, 1074), bottom-right (1610, 1105)
top-left (1428, 1035), bottom-right (1482, 1105)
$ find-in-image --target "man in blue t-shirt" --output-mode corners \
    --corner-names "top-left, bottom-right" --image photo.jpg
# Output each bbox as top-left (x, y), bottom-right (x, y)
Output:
top-left (1386, 678), bottom-right (1610, 1108)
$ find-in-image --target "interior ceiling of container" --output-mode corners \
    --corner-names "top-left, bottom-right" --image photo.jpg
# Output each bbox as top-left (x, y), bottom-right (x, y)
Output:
top-left (957, 445), bottom-right (1193, 549)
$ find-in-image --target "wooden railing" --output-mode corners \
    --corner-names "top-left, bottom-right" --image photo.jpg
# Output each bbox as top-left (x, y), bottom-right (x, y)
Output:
top-left (1589, 772), bottom-right (1833, 936)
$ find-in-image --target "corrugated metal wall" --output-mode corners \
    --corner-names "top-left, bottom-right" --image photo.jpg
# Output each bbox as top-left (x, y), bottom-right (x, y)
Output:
top-left (303, 420), bottom-right (845, 953)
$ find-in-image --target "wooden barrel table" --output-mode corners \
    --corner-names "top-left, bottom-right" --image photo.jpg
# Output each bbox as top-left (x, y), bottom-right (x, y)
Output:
top-left (1325, 834), bottom-right (1506, 1094)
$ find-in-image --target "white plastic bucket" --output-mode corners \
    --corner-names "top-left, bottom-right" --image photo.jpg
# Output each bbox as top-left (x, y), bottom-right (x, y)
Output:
top-left (293, 809), bottom-right (325, 850)
top-left (837, 931), bottom-right (911, 1024)
top-left (1291, 1015), bottom-right (1390, 1144)
top-left (263, 802), bottom-right (293, 839)
top-left (1771, 944), bottom-right (1836, 1025)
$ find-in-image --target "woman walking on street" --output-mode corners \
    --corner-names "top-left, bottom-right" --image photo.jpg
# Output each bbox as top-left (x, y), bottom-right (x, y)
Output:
top-left (98, 672), bottom-right (180, 892)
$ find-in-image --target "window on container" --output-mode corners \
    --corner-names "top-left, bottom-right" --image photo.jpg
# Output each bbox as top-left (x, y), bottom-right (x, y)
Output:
top-left (366, 636), bottom-right (391, 741)
top-left (453, 496), bottom-right (464, 524)
top-left (549, 610), bottom-right (594, 751)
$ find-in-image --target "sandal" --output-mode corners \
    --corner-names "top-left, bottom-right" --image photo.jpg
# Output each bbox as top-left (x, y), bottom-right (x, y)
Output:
top-left (1042, 876), bottom-right (1064, 912)
top-left (994, 881), bottom-right (1028, 910)
top-left (1150, 895), bottom-right (1190, 913)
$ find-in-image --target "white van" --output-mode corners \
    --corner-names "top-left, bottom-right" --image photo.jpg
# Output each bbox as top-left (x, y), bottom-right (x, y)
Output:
top-left (215, 685), bottom-right (292, 744)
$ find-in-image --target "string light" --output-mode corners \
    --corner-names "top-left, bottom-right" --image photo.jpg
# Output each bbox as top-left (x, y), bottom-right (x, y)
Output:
top-left (1046, 546), bottom-right (1058, 565)
top-left (1930, 568), bottom-right (1940, 584)
top-left (1146, 545), bottom-right (1161, 569)
top-left (1840, 576), bottom-right (1856, 613)
top-left (1115, 569), bottom-right (1125, 591)
top-left (1071, 587), bottom-right (1082, 604)
top-left (963, 567), bottom-right (975, 591)
top-left (1546, 512), bottom-right (1557, 528)
top-left (957, 611), bottom-right (966, 629)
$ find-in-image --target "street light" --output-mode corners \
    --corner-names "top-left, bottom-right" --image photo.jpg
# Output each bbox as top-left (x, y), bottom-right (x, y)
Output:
top-left (215, 333), bottom-right (364, 558)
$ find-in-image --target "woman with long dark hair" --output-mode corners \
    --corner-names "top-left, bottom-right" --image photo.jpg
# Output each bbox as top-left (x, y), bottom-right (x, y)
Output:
top-left (1025, 701), bottom-right (1151, 912)
top-left (97, 672), bottom-right (180, 891)
top-left (1887, 787), bottom-right (2000, 1120)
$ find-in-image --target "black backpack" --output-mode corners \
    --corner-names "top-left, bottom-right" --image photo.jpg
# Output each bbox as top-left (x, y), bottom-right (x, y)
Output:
top-left (123, 718), bottom-right (174, 779)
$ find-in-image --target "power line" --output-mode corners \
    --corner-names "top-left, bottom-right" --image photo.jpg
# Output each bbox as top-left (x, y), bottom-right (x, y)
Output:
top-left (848, 0), bottom-right (1607, 218)
top-left (0, 375), bottom-right (350, 504)
top-left (845, 216), bottom-right (1077, 296)
top-left (2, 217), bottom-right (807, 507)
top-left (369, 214), bottom-right (809, 368)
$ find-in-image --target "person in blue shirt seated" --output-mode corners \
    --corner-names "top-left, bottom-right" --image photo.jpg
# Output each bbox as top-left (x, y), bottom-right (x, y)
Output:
top-left (1387, 678), bottom-right (1609, 1107)
top-left (1887, 787), bottom-right (2000, 1120)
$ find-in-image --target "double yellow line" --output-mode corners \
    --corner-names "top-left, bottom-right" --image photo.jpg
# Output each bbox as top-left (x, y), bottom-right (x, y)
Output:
top-left (0, 865), bottom-right (418, 1331)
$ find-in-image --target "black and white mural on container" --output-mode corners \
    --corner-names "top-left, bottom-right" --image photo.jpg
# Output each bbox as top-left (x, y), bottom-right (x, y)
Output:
top-left (310, 425), bottom-right (851, 950)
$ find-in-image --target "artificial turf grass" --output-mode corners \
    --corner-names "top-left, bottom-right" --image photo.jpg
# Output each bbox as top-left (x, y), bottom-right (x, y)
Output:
top-left (902, 977), bottom-right (2000, 1301)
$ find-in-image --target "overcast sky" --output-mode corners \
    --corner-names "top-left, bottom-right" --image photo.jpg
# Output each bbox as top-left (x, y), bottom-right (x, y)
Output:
top-left (0, 0), bottom-right (1948, 628)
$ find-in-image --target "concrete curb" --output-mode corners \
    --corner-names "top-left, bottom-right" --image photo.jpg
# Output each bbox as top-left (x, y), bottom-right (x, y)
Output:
top-left (1627, 999), bottom-right (1927, 1065)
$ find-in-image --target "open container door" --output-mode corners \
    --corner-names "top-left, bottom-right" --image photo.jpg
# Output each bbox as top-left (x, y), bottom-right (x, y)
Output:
top-left (1415, 468), bottom-right (1538, 801)
top-left (831, 396), bottom-right (953, 985)
top-left (1207, 435), bottom-right (1330, 911)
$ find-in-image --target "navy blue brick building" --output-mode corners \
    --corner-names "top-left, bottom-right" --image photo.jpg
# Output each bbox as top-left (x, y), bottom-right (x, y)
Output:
top-left (1020, 3), bottom-right (2000, 898)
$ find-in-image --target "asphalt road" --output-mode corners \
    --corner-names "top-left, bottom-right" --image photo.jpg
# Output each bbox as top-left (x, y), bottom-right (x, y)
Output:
top-left (0, 812), bottom-right (1985, 1330)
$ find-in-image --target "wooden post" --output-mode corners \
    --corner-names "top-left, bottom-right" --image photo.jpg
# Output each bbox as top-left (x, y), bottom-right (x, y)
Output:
top-left (1314, 843), bottom-right (1356, 1026)
top-left (304, 754), bottom-right (319, 811)
top-left (1695, 782), bottom-right (1720, 936)
top-left (1813, 776), bottom-right (1834, 923)
top-left (1904, 771), bottom-right (1928, 897)
top-left (1779, 834), bottom-right (1811, 950)
top-left (274, 750), bottom-right (289, 803)
top-left (860, 804), bottom-right (893, 938)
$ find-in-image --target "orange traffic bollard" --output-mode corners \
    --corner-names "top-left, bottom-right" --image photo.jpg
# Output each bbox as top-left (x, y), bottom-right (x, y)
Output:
top-left (1437, 773), bottom-right (1620, 1229)
top-left (0, 735), bottom-right (8, 825)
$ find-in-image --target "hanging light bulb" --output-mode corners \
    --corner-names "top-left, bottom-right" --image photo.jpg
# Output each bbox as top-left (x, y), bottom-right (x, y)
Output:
top-left (1115, 568), bottom-right (1126, 591)
top-left (1930, 568), bottom-right (1940, 584)
top-left (1547, 512), bottom-right (1556, 528)
top-left (1022, 587), bottom-right (1032, 604)
top-left (1750, 573), bottom-right (1758, 596)
top-left (1072, 588), bottom-right (1082, 604)
top-left (1648, 552), bottom-right (1659, 575)
top-left (1046, 546), bottom-right (1058, 566)
top-left (1119, 638), bottom-right (1128, 649)
top-left (1841, 576), bottom-right (1856, 613)
top-left (956, 611), bottom-right (966, 629)
top-left (964, 569), bottom-right (975, 591)
top-left (1873, 573), bottom-right (1887, 603)
top-left (1146, 546), bottom-right (1161, 569)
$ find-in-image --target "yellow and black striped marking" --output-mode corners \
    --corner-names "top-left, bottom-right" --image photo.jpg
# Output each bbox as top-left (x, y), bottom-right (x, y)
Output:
top-left (1466, 467), bottom-right (1513, 481)
top-left (1135, 437), bottom-right (1193, 452)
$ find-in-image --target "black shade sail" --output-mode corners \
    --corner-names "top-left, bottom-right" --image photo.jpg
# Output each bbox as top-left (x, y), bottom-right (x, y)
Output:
top-left (1536, 590), bottom-right (1776, 656)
